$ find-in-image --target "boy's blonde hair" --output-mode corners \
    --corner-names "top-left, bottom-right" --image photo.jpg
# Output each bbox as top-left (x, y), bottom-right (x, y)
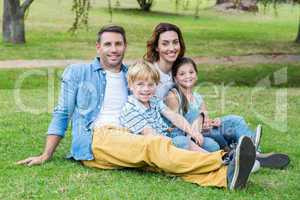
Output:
top-left (127, 61), bottom-right (160, 86)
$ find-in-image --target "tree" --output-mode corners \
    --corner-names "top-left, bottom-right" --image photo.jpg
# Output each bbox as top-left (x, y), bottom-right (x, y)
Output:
top-left (257, 0), bottom-right (300, 43)
top-left (296, 14), bottom-right (300, 43)
top-left (215, 0), bottom-right (259, 12)
top-left (137, 0), bottom-right (154, 11)
top-left (2, 0), bottom-right (35, 44)
top-left (293, 0), bottom-right (300, 43)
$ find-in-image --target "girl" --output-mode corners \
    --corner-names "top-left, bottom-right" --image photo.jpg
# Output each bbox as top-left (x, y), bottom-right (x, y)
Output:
top-left (165, 57), bottom-right (262, 152)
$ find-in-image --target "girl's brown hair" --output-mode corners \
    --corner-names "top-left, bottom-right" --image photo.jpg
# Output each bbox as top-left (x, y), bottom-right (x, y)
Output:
top-left (172, 57), bottom-right (198, 114)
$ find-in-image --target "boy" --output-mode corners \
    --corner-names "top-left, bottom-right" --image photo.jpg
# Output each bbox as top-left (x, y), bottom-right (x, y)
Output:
top-left (120, 61), bottom-right (219, 152)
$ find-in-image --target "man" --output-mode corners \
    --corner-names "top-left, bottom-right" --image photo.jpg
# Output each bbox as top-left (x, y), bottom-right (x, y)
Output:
top-left (17, 25), bottom-right (257, 190)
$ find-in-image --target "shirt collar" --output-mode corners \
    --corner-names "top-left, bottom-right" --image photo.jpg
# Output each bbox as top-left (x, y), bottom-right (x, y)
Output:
top-left (92, 57), bottom-right (128, 73)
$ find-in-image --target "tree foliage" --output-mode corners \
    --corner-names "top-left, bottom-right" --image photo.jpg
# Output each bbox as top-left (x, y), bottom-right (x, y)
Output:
top-left (69, 0), bottom-right (91, 32)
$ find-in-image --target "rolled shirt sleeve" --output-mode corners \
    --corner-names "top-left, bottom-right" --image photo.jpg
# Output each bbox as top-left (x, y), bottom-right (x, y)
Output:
top-left (47, 65), bottom-right (78, 137)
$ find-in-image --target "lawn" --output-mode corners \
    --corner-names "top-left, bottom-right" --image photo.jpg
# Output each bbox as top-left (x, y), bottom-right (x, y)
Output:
top-left (0, 0), bottom-right (299, 199)
top-left (0, 64), bottom-right (299, 199)
top-left (0, 0), bottom-right (299, 60)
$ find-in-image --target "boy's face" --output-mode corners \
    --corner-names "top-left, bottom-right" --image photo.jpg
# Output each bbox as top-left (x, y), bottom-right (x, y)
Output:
top-left (130, 79), bottom-right (157, 106)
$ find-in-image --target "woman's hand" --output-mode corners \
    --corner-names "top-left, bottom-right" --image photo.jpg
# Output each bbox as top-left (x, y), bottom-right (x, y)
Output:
top-left (211, 118), bottom-right (221, 127)
top-left (190, 130), bottom-right (204, 146)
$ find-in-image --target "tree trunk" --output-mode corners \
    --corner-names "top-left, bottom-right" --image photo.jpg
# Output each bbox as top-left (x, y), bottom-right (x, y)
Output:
top-left (216, 0), bottom-right (231, 4)
top-left (137, 0), bottom-right (153, 11)
top-left (296, 15), bottom-right (300, 43)
top-left (2, 0), bottom-right (34, 44)
top-left (215, 0), bottom-right (258, 12)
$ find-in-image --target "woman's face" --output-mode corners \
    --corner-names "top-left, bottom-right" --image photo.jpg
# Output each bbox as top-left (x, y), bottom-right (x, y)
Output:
top-left (156, 31), bottom-right (181, 64)
top-left (174, 63), bottom-right (198, 89)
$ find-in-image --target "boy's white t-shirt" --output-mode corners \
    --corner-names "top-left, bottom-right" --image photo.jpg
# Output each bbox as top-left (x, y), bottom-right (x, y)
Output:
top-left (93, 70), bottom-right (128, 128)
top-left (154, 62), bottom-right (174, 100)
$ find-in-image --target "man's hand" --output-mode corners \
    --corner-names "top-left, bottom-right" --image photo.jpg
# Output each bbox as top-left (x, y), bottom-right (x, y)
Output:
top-left (16, 154), bottom-right (49, 166)
top-left (16, 135), bottom-right (61, 167)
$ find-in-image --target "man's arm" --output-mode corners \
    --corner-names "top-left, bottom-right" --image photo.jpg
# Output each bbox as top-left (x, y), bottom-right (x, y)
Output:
top-left (17, 65), bottom-right (78, 166)
top-left (17, 135), bottom-right (62, 166)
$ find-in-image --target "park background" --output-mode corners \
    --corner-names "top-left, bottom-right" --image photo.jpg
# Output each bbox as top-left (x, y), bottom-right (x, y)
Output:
top-left (0, 0), bottom-right (300, 199)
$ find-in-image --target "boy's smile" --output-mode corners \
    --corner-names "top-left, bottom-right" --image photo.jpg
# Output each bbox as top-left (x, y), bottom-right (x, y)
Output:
top-left (130, 79), bottom-right (157, 107)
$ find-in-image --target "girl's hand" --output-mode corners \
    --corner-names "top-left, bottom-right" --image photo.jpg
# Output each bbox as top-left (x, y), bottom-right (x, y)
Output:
top-left (211, 118), bottom-right (221, 127)
top-left (203, 117), bottom-right (212, 131)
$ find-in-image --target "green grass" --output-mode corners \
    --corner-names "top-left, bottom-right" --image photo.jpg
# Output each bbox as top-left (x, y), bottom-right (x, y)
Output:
top-left (0, 1), bottom-right (299, 198)
top-left (0, 65), bottom-right (300, 199)
top-left (0, 0), bottom-right (299, 60)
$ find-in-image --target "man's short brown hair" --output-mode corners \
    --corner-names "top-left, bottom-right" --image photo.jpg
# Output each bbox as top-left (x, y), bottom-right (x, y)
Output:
top-left (97, 24), bottom-right (127, 44)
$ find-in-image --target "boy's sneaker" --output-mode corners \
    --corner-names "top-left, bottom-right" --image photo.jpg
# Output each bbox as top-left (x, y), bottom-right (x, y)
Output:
top-left (256, 153), bottom-right (290, 169)
top-left (227, 136), bottom-right (256, 190)
top-left (254, 124), bottom-right (262, 150)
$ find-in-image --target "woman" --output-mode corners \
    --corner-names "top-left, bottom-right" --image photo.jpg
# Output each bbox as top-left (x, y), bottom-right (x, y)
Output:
top-left (144, 22), bottom-right (185, 100)
top-left (144, 23), bottom-right (220, 152)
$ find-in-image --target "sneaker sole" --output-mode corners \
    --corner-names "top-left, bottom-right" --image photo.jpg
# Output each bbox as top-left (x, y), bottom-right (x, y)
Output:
top-left (255, 125), bottom-right (262, 150)
top-left (256, 153), bottom-right (290, 169)
top-left (230, 136), bottom-right (256, 190)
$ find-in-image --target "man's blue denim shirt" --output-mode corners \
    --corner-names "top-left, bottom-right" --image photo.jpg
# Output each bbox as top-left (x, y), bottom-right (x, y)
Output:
top-left (47, 57), bottom-right (128, 160)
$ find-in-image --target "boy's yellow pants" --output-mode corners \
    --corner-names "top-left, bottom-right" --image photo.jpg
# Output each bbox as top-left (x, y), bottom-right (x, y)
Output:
top-left (82, 125), bottom-right (228, 188)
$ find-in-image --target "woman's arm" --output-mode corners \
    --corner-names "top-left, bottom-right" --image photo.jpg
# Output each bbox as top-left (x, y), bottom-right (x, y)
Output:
top-left (165, 90), bottom-right (180, 113)
top-left (162, 107), bottom-right (203, 145)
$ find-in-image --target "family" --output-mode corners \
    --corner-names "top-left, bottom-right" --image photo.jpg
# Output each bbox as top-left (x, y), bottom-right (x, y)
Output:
top-left (17, 23), bottom-right (289, 190)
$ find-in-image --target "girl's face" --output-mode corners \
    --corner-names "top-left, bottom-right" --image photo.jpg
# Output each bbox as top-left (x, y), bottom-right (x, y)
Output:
top-left (156, 31), bottom-right (181, 64)
top-left (174, 63), bottom-right (197, 89)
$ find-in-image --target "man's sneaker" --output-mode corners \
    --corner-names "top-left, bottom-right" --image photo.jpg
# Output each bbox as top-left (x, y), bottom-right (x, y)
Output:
top-left (227, 136), bottom-right (256, 190)
top-left (254, 124), bottom-right (262, 150)
top-left (251, 160), bottom-right (260, 173)
top-left (256, 153), bottom-right (290, 169)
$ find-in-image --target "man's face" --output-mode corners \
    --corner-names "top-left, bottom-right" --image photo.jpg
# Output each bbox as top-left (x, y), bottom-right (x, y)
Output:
top-left (96, 32), bottom-right (126, 72)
